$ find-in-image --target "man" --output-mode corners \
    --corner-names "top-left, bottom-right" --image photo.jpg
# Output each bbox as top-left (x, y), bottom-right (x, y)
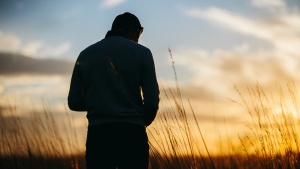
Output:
top-left (68, 12), bottom-right (160, 169)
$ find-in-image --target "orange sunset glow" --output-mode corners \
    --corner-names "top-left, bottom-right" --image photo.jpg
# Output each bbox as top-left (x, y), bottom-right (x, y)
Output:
top-left (1, 0), bottom-right (300, 168)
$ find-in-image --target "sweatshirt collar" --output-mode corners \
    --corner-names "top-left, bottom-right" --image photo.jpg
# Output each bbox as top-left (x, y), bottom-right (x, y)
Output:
top-left (105, 30), bottom-right (128, 39)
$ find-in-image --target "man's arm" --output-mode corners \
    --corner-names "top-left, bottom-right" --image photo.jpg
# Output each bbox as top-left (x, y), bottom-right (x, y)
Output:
top-left (68, 57), bottom-right (87, 111)
top-left (141, 49), bottom-right (160, 126)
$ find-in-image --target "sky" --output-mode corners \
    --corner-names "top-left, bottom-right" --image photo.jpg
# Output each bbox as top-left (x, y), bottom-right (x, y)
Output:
top-left (0, 0), bottom-right (300, 154)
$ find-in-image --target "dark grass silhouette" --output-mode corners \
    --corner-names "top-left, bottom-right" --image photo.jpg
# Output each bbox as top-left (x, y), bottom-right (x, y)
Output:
top-left (1, 50), bottom-right (300, 169)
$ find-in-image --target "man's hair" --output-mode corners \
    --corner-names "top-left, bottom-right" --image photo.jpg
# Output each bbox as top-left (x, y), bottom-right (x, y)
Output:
top-left (111, 12), bottom-right (142, 32)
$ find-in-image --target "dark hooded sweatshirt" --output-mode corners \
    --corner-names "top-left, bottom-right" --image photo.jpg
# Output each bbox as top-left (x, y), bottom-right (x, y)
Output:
top-left (68, 31), bottom-right (159, 127)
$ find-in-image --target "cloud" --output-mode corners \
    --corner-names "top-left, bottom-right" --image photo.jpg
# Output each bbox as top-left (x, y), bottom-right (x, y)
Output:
top-left (0, 32), bottom-right (21, 53)
top-left (0, 75), bottom-right (72, 115)
top-left (21, 41), bottom-right (71, 58)
top-left (173, 45), bottom-right (291, 94)
top-left (0, 84), bottom-right (3, 94)
top-left (161, 41), bottom-right (298, 119)
top-left (173, 7), bottom-right (299, 121)
top-left (21, 41), bottom-right (44, 57)
top-left (186, 7), bottom-right (272, 39)
top-left (171, 2), bottom-right (300, 112)
top-left (39, 42), bottom-right (71, 58)
top-left (52, 42), bottom-right (71, 56)
top-left (0, 32), bottom-right (72, 58)
top-left (0, 52), bottom-right (74, 75)
top-left (161, 42), bottom-right (300, 133)
top-left (251, 0), bottom-right (285, 9)
top-left (185, 6), bottom-right (300, 56)
top-left (100, 0), bottom-right (126, 8)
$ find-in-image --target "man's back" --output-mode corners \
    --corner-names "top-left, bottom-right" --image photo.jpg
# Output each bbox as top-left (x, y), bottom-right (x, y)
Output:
top-left (68, 12), bottom-right (159, 169)
top-left (72, 36), bottom-right (159, 126)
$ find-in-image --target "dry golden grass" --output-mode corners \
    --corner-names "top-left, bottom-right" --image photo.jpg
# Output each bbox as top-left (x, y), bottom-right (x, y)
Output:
top-left (1, 50), bottom-right (300, 168)
top-left (1, 81), bottom-right (300, 169)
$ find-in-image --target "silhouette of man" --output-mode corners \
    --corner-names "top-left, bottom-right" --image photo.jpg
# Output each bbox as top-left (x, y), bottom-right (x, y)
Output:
top-left (68, 12), bottom-right (159, 169)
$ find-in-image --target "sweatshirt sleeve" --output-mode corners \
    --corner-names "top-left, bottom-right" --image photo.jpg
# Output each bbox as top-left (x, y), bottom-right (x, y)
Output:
top-left (68, 56), bottom-right (87, 111)
top-left (141, 49), bottom-right (160, 126)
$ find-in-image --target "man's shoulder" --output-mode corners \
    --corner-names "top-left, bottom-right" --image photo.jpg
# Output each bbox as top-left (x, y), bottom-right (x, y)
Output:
top-left (79, 37), bottom-right (152, 56)
top-left (121, 38), bottom-right (151, 54)
top-left (134, 41), bottom-right (150, 51)
top-left (105, 36), bottom-right (148, 48)
top-left (81, 40), bottom-right (102, 53)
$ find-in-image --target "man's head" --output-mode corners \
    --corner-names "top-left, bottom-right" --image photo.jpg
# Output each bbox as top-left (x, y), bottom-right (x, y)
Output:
top-left (111, 12), bottom-right (143, 42)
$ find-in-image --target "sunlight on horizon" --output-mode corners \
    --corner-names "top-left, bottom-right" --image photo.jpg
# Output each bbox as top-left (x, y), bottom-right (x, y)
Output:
top-left (1, 1), bottom-right (300, 168)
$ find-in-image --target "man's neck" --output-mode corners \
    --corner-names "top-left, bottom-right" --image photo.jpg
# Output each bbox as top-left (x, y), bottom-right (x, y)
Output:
top-left (105, 30), bottom-right (128, 39)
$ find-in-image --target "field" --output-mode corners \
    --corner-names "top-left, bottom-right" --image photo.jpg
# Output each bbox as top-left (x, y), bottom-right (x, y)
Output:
top-left (1, 60), bottom-right (300, 169)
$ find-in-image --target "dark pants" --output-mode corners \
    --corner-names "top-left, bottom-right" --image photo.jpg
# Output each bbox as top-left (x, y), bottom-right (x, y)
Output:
top-left (85, 123), bottom-right (149, 169)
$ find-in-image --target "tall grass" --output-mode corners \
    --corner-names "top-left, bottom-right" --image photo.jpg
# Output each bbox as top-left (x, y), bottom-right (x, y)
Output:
top-left (1, 50), bottom-right (300, 168)
top-left (234, 81), bottom-right (300, 169)
top-left (146, 49), bottom-right (216, 169)
top-left (1, 84), bottom-right (300, 169)
top-left (0, 104), bottom-right (85, 169)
